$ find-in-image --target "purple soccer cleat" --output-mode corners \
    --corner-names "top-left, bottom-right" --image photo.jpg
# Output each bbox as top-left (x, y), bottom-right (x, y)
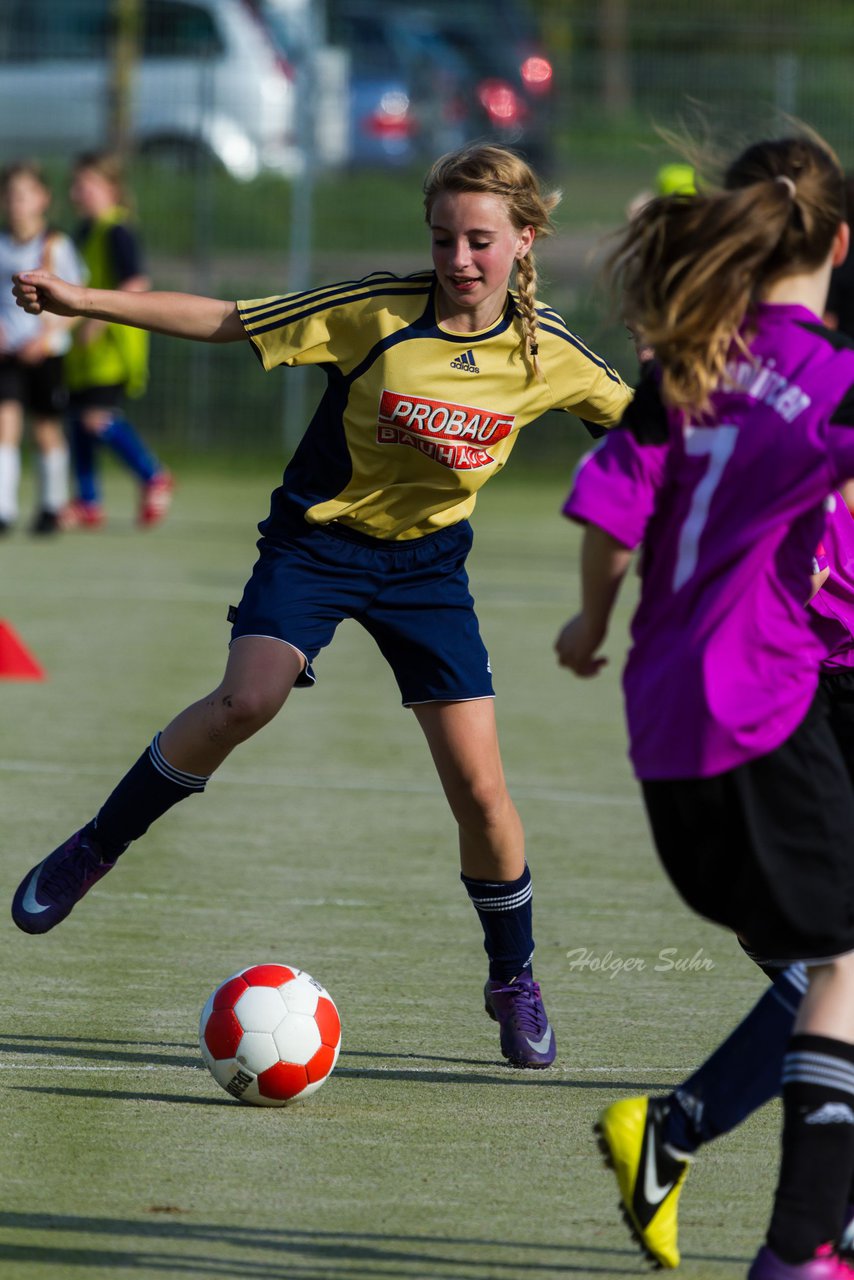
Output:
top-left (484, 969), bottom-right (556, 1068)
top-left (748, 1245), bottom-right (854, 1279)
top-left (11, 828), bottom-right (118, 935)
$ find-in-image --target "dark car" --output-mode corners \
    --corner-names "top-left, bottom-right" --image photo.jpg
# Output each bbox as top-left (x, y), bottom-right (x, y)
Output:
top-left (414, 0), bottom-right (556, 169)
top-left (325, 0), bottom-right (554, 169)
top-left (325, 1), bottom-right (471, 166)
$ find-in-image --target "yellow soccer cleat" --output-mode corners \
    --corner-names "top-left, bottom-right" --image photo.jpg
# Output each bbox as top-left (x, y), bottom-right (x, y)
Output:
top-left (595, 1096), bottom-right (691, 1270)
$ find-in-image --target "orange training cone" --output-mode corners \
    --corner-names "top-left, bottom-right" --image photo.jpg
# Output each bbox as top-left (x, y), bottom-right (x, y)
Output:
top-left (0, 621), bottom-right (46, 680)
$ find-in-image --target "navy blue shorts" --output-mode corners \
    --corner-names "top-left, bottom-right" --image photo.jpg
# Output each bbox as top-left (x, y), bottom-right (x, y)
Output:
top-left (229, 519), bottom-right (494, 706)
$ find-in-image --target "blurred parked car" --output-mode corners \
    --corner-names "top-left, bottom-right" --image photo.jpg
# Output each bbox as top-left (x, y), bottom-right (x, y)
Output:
top-left (415, 0), bottom-right (556, 169)
top-left (325, 0), bottom-right (555, 170)
top-left (325, 1), bottom-right (471, 167)
top-left (0, 0), bottom-right (329, 180)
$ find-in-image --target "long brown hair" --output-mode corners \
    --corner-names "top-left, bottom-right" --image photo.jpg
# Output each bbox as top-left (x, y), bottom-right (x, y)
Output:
top-left (423, 144), bottom-right (560, 379)
top-left (608, 133), bottom-right (846, 415)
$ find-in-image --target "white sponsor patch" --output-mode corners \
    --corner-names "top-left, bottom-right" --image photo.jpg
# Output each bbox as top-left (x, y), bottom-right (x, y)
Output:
top-left (377, 389), bottom-right (515, 470)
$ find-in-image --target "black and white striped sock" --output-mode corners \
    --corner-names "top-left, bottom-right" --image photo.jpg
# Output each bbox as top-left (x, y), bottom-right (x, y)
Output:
top-left (461, 864), bottom-right (534, 981)
top-left (767, 1033), bottom-right (854, 1263)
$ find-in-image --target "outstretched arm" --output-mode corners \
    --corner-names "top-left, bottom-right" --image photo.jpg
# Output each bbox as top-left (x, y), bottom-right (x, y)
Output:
top-left (12, 269), bottom-right (245, 343)
top-left (555, 523), bottom-right (633, 677)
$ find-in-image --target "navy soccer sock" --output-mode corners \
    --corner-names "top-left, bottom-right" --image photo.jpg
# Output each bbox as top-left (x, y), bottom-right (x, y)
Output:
top-left (69, 415), bottom-right (99, 504)
top-left (461, 864), bottom-right (534, 981)
top-left (767, 1034), bottom-right (854, 1263)
top-left (88, 733), bottom-right (209, 859)
top-left (101, 417), bottom-right (160, 483)
top-left (662, 964), bottom-right (806, 1154)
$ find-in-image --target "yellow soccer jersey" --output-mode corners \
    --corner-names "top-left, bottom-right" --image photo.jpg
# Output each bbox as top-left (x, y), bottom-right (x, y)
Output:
top-left (239, 270), bottom-right (631, 540)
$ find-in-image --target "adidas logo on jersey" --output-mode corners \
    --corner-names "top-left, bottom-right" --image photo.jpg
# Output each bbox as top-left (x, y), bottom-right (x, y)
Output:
top-left (450, 350), bottom-right (480, 373)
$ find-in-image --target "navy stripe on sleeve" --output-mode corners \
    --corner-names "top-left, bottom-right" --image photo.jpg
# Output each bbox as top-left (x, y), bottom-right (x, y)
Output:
top-left (537, 319), bottom-right (624, 384)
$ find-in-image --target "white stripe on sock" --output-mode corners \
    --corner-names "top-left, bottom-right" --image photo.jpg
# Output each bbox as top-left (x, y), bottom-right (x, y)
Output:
top-left (466, 885), bottom-right (533, 912)
top-left (149, 733), bottom-right (209, 791)
top-left (783, 1052), bottom-right (854, 1098)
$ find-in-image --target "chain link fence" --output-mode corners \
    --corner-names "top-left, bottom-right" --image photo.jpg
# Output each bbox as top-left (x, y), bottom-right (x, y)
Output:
top-left (2, 1), bottom-right (853, 461)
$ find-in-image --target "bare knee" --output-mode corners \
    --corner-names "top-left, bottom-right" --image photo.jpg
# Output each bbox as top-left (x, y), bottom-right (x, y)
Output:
top-left (33, 418), bottom-right (65, 451)
top-left (206, 684), bottom-right (286, 743)
top-left (448, 774), bottom-right (512, 834)
top-left (79, 409), bottom-right (112, 436)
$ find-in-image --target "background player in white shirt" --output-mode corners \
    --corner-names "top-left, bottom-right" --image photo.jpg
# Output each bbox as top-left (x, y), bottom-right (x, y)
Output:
top-left (0, 162), bottom-right (82, 532)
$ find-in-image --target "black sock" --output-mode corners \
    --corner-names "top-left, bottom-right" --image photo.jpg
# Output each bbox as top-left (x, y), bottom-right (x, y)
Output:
top-left (767, 1033), bottom-right (854, 1263)
top-left (662, 964), bottom-right (806, 1154)
top-left (461, 864), bottom-right (534, 981)
top-left (89, 733), bottom-right (209, 858)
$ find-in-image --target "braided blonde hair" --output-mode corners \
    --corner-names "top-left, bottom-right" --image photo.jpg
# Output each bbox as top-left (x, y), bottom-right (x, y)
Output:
top-left (423, 144), bottom-right (560, 379)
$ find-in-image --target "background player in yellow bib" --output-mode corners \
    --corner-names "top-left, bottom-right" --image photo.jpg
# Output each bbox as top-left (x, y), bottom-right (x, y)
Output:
top-left (10, 144), bottom-right (631, 1069)
top-left (62, 151), bottom-right (173, 529)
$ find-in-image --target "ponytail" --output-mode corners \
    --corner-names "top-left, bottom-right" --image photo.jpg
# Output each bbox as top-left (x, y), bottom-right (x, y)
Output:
top-left (610, 134), bottom-right (845, 415)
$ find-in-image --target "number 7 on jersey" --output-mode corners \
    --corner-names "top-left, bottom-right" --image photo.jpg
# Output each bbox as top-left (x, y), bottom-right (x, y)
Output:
top-left (672, 425), bottom-right (739, 592)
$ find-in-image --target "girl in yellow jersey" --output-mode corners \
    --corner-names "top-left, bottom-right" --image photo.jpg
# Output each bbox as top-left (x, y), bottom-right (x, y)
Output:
top-left (62, 151), bottom-right (172, 529)
top-left (11, 145), bottom-right (631, 1068)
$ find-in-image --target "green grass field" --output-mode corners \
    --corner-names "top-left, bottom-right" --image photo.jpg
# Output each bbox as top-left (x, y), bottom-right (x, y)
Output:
top-left (2, 463), bottom-right (777, 1279)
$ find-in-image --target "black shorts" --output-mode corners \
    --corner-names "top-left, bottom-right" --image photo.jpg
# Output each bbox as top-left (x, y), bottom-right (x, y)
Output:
top-left (0, 355), bottom-right (67, 416)
top-left (69, 384), bottom-right (125, 413)
top-left (822, 667), bottom-right (854, 785)
top-left (642, 684), bottom-right (854, 964)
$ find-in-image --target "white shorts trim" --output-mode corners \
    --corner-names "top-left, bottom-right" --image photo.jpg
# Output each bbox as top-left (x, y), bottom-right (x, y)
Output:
top-left (404, 694), bottom-right (496, 708)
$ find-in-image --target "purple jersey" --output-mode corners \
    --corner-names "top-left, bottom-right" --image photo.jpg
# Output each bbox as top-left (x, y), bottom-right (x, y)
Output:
top-left (810, 492), bottom-right (854, 671)
top-left (564, 303), bottom-right (854, 779)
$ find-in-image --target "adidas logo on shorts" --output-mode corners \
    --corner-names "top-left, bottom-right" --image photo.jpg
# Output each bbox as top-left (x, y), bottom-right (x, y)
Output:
top-left (450, 350), bottom-right (480, 373)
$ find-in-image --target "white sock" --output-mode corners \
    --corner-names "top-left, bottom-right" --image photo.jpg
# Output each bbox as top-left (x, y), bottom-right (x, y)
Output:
top-left (0, 444), bottom-right (21, 522)
top-left (37, 444), bottom-right (70, 514)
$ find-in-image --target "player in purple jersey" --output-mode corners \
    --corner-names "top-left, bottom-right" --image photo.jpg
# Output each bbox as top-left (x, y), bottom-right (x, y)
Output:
top-left (557, 134), bottom-right (854, 1277)
top-left (582, 490), bottom-right (854, 1272)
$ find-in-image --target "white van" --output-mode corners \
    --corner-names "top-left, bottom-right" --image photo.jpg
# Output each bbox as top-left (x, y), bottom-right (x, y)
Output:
top-left (0, 0), bottom-right (339, 180)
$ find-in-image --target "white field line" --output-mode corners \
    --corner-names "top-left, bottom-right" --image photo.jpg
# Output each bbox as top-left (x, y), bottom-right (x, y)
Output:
top-left (0, 1060), bottom-right (690, 1074)
top-left (0, 1063), bottom-right (168, 1072)
top-left (0, 759), bottom-right (637, 807)
top-left (6, 581), bottom-right (232, 604)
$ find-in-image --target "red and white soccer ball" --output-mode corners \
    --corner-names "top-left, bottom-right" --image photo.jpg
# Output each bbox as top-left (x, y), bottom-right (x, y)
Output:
top-left (199, 963), bottom-right (341, 1106)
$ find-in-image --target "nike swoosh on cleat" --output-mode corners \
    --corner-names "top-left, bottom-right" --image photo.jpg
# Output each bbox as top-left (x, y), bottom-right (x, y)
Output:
top-left (525, 1025), bottom-right (553, 1054)
top-left (643, 1125), bottom-right (675, 1206)
top-left (22, 867), bottom-right (49, 914)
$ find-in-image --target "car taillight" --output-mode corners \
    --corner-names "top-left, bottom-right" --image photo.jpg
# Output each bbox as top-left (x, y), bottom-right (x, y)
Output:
top-left (520, 55), bottom-right (553, 96)
top-left (477, 79), bottom-right (527, 127)
top-left (363, 91), bottom-right (416, 139)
